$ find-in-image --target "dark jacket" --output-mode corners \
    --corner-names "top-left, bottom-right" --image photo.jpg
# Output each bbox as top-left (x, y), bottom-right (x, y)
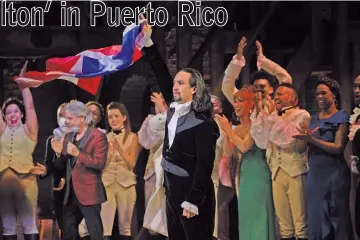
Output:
top-left (54, 127), bottom-right (108, 206)
top-left (41, 135), bottom-right (65, 186)
top-left (162, 106), bottom-right (220, 207)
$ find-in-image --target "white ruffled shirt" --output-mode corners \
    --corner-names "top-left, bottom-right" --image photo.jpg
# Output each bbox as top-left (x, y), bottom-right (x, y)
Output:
top-left (250, 108), bottom-right (310, 149)
top-left (167, 101), bottom-right (192, 148)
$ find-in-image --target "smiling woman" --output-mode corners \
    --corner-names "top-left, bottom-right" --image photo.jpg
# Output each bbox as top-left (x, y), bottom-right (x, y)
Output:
top-left (294, 76), bottom-right (353, 240)
top-left (0, 61), bottom-right (40, 240)
top-left (79, 101), bottom-right (141, 240)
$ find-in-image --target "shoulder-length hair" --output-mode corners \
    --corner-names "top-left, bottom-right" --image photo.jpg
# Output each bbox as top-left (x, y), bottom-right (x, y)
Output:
top-left (180, 68), bottom-right (213, 113)
top-left (106, 102), bottom-right (132, 144)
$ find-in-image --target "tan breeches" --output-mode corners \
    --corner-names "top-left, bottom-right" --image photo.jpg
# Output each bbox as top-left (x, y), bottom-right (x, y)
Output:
top-left (0, 169), bottom-right (38, 235)
top-left (272, 168), bottom-right (307, 238)
top-left (79, 182), bottom-right (136, 236)
top-left (144, 174), bottom-right (156, 207)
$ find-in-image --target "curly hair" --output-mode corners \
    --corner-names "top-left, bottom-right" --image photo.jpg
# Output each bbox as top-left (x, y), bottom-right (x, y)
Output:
top-left (86, 101), bottom-right (104, 118)
top-left (2, 98), bottom-right (26, 123)
top-left (250, 70), bottom-right (278, 88)
top-left (316, 76), bottom-right (341, 105)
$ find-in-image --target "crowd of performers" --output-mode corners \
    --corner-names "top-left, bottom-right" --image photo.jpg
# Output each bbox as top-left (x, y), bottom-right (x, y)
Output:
top-left (2, 20), bottom-right (360, 240)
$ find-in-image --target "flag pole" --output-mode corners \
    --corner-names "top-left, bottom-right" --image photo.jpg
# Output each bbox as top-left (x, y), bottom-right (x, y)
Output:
top-left (95, 76), bottom-right (105, 102)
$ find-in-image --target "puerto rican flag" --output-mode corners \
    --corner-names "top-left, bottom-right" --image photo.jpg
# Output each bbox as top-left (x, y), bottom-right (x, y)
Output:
top-left (14, 24), bottom-right (144, 95)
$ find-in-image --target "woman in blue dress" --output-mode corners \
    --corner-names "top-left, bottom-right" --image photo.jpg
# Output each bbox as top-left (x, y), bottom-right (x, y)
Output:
top-left (294, 76), bottom-right (353, 240)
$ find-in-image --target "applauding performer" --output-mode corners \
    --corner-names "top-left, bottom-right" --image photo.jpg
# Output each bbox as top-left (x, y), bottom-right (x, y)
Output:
top-left (52, 100), bottom-right (108, 240)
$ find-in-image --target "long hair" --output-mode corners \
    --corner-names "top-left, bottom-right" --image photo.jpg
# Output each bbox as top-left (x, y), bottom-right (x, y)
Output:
top-left (106, 102), bottom-right (132, 144)
top-left (180, 68), bottom-right (213, 113)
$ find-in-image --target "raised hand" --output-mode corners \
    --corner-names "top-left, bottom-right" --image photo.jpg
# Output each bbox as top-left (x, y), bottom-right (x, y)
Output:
top-left (151, 92), bottom-right (168, 113)
top-left (138, 13), bottom-right (153, 47)
top-left (264, 95), bottom-right (275, 114)
top-left (19, 60), bottom-right (28, 77)
top-left (235, 37), bottom-right (247, 60)
top-left (17, 60), bottom-right (29, 90)
top-left (256, 41), bottom-right (265, 71)
top-left (255, 92), bottom-right (264, 114)
top-left (256, 41), bottom-right (264, 57)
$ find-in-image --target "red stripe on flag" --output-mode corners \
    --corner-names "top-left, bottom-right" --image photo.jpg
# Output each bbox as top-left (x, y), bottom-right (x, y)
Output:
top-left (132, 48), bottom-right (142, 62)
top-left (77, 77), bottom-right (102, 95)
top-left (46, 55), bottom-right (81, 72)
top-left (14, 71), bottom-right (102, 95)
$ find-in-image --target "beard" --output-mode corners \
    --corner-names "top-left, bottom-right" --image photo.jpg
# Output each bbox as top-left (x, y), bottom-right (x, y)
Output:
top-left (53, 118), bottom-right (79, 142)
top-left (173, 95), bottom-right (181, 102)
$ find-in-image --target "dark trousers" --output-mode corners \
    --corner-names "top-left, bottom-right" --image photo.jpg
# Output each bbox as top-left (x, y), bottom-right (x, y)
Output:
top-left (165, 184), bottom-right (215, 240)
top-left (62, 191), bottom-right (103, 240)
top-left (54, 189), bottom-right (65, 231)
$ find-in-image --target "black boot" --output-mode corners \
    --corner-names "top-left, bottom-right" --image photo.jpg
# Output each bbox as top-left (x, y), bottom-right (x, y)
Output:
top-left (24, 234), bottom-right (39, 240)
top-left (80, 236), bottom-right (91, 240)
top-left (2, 235), bottom-right (17, 240)
top-left (121, 236), bottom-right (132, 240)
top-left (153, 235), bottom-right (166, 240)
top-left (103, 236), bottom-right (112, 240)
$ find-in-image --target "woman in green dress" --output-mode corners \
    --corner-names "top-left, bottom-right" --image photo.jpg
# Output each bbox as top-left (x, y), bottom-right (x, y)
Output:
top-left (216, 85), bottom-right (276, 240)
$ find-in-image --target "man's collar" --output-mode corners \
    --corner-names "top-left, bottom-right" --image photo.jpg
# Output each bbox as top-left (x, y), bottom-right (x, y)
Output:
top-left (170, 101), bottom-right (192, 109)
top-left (278, 105), bottom-right (298, 116)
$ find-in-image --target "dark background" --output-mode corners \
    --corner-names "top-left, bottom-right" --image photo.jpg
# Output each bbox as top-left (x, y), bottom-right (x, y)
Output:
top-left (0, 1), bottom-right (360, 239)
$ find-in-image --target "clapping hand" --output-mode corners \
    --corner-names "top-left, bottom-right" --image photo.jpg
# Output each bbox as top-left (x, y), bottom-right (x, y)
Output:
top-left (215, 114), bottom-right (232, 135)
top-left (51, 138), bottom-right (63, 155)
top-left (29, 163), bottom-right (47, 175)
top-left (66, 142), bottom-right (80, 157)
top-left (293, 117), bottom-right (319, 141)
top-left (109, 138), bottom-right (124, 154)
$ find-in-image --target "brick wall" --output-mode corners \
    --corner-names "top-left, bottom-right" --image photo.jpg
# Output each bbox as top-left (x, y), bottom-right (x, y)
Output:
top-left (164, 19), bottom-right (210, 77)
top-left (2, 60), bottom-right (22, 100)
